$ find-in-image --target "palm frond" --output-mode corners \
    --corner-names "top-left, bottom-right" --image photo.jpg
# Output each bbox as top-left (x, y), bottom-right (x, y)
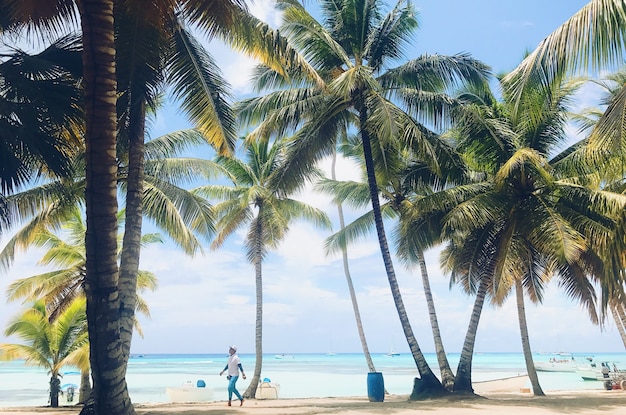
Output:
top-left (168, 25), bottom-right (236, 155)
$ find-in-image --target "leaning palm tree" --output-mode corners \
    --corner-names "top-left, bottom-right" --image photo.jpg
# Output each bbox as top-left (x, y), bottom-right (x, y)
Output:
top-left (319, 135), bottom-right (458, 391)
top-left (0, 299), bottom-right (88, 407)
top-left (193, 137), bottom-right (331, 399)
top-left (237, 0), bottom-right (490, 398)
top-left (328, 143), bottom-right (379, 377)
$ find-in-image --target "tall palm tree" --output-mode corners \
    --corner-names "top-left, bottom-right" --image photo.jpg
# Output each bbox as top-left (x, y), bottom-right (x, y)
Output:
top-left (504, 2), bottom-right (626, 297)
top-left (0, 299), bottom-right (88, 407)
top-left (237, 0), bottom-right (490, 398)
top-left (193, 137), bottom-right (331, 398)
top-left (418, 67), bottom-right (626, 395)
top-left (1, 1), bottom-right (318, 412)
top-left (318, 136), bottom-right (458, 391)
top-left (328, 145), bottom-right (379, 376)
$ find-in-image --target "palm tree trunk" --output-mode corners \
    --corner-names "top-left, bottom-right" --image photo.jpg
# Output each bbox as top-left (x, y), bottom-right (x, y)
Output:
top-left (357, 100), bottom-right (446, 399)
top-left (119, 99), bottom-right (146, 358)
top-left (515, 279), bottom-right (544, 396)
top-left (331, 150), bottom-right (377, 373)
top-left (453, 276), bottom-right (489, 394)
top-left (416, 250), bottom-right (455, 390)
top-left (79, 370), bottom-right (92, 404)
top-left (49, 375), bottom-right (60, 407)
top-left (244, 217), bottom-right (264, 399)
top-left (78, 1), bottom-right (134, 414)
top-left (611, 302), bottom-right (626, 349)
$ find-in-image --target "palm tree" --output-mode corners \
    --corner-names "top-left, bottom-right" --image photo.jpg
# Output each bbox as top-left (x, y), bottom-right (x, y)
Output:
top-left (417, 67), bottom-right (626, 395)
top-left (1, 207), bottom-right (161, 403)
top-left (0, 35), bottom-right (83, 227)
top-left (237, 0), bottom-right (490, 398)
top-left (0, 129), bottom-right (220, 271)
top-left (503, 2), bottom-right (626, 296)
top-left (0, 299), bottom-right (88, 407)
top-left (328, 144), bottom-right (379, 377)
top-left (318, 136), bottom-right (458, 391)
top-left (2, 207), bottom-right (159, 323)
top-left (193, 137), bottom-right (331, 398)
top-left (1, 1), bottom-right (318, 412)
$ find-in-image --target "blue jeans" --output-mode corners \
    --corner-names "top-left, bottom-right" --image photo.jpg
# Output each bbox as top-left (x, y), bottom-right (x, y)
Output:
top-left (228, 375), bottom-right (243, 401)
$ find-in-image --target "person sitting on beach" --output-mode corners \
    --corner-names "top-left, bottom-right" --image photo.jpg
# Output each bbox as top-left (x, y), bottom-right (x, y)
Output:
top-left (220, 345), bottom-right (247, 406)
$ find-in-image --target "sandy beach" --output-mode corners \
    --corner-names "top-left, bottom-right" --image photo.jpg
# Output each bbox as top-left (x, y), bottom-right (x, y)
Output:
top-left (2, 389), bottom-right (626, 415)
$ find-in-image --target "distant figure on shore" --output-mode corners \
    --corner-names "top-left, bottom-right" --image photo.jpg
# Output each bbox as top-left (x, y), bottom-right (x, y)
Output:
top-left (601, 363), bottom-right (610, 378)
top-left (220, 345), bottom-right (246, 406)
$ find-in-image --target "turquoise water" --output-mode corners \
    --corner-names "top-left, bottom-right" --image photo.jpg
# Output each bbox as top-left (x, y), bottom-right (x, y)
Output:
top-left (1, 352), bottom-right (624, 407)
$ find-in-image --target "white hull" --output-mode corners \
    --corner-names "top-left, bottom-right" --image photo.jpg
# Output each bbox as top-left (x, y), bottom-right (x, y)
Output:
top-left (534, 358), bottom-right (582, 372)
top-left (166, 384), bottom-right (214, 402)
top-left (576, 367), bottom-right (605, 381)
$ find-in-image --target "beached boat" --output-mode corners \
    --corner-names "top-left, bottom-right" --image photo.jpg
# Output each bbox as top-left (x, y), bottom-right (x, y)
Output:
top-left (166, 380), bottom-right (214, 402)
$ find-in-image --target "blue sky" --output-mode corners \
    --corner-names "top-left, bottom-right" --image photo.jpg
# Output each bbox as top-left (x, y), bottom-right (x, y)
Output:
top-left (2, 0), bottom-right (623, 356)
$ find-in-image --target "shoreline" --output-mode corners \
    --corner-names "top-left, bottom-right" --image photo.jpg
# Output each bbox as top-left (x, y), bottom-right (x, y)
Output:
top-left (2, 389), bottom-right (626, 415)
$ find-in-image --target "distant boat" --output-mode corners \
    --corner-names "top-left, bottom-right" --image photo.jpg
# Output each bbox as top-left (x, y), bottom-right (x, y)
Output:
top-left (166, 380), bottom-right (214, 403)
top-left (274, 354), bottom-right (294, 359)
top-left (385, 346), bottom-right (400, 357)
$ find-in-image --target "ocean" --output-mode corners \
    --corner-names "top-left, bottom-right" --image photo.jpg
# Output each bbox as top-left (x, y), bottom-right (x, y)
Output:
top-left (1, 351), bottom-right (625, 408)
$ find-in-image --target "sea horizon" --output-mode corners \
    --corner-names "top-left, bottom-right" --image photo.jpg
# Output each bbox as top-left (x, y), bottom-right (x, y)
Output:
top-left (2, 351), bottom-right (625, 408)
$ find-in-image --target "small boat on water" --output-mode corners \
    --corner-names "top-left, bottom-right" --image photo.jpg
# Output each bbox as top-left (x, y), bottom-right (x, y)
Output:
top-left (166, 380), bottom-right (214, 403)
top-left (576, 362), bottom-right (624, 381)
top-left (274, 354), bottom-right (294, 359)
top-left (385, 344), bottom-right (400, 357)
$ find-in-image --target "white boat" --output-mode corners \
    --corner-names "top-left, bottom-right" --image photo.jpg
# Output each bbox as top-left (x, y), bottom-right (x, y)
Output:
top-left (385, 346), bottom-right (400, 357)
top-left (534, 353), bottom-right (581, 372)
top-left (576, 362), bottom-right (624, 381)
top-left (166, 380), bottom-right (214, 402)
top-left (274, 354), bottom-right (294, 359)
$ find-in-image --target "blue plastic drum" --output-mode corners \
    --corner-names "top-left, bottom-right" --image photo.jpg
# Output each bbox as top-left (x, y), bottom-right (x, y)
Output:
top-left (367, 372), bottom-right (384, 402)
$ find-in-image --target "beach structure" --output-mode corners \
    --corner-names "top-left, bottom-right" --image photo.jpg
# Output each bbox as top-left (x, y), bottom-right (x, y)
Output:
top-left (165, 380), bottom-right (214, 403)
top-left (255, 379), bottom-right (280, 399)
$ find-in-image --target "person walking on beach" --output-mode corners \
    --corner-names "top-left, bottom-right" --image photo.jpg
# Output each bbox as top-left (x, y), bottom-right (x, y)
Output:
top-left (220, 345), bottom-right (246, 406)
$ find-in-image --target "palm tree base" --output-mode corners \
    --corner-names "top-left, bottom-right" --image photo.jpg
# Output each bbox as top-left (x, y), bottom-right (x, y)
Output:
top-left (409, 376), bottom-right (449, 400)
